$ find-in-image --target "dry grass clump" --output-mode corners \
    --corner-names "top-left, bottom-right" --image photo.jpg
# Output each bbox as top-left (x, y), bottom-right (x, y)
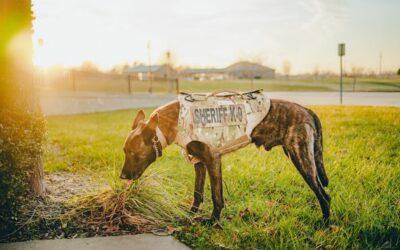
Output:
top-left (63, 169), bottom-right (190, 234)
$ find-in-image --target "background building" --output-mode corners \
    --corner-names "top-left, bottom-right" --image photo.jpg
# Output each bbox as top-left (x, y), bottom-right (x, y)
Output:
top-left (180, 68), bottom-right (227, 81)
top-left (124, 64), bottom-right (177, 80)
top-left (180, 61), bottom-right (275, 80)
top-left (225, 61), bottom-right (275, 79)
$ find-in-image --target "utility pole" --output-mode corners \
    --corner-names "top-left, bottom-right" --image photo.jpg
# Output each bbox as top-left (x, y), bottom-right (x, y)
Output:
top-left (166, 51), bottom-right (172, 93)
top-left (250, 63), bottom-right (254, 89)
top-left (338, 43), bottom-right (345, 104)
top-left (147, 41), bottom-right (153, 93)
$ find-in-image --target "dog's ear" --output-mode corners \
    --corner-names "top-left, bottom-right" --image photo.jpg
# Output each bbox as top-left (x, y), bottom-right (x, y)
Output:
top-left (132, 110), bottom-right (145, 130)
top-left (147, 113), bottom-right (159, 131)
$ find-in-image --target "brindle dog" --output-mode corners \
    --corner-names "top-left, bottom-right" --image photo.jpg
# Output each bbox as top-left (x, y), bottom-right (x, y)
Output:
top-left (120, 99), bottom-right (330, 221)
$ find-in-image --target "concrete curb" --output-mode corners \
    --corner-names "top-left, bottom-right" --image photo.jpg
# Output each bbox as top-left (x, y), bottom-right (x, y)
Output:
top-left (1, 234), bottom-right (190, 250)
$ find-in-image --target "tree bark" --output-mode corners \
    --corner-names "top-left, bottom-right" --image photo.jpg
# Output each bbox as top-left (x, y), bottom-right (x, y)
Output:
top-left (29, 156), bottom-right (46, 197)
top-left (1, 0), bottom-right (46, 197)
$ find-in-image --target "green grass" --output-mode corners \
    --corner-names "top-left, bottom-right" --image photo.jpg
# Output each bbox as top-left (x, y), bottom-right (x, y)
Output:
top-left (44, 106), bottom-right (400, 248)
top-left (179, 78), bottom-right (400, 92)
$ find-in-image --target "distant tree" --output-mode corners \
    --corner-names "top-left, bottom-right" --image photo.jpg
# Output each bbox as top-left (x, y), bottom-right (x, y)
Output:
top-left (159, 50), bottom-right (177, 68)
top-left (47, 64), bottom-right (67, 75)
top-left (79, 60), bottom-right (100, 72)
top-left (159, 50), bottom-right (178, 92)
top-left (110, 63), bottom-right (130, 74)
top-left (397, 68), bottom-right (400, 75)
top-left (367, 69), bottom-right (376, 77)
top-left (351, 66), bottom-right (364, 92)
top-left (282, 60), bottom-right (291, 79)
top-left (322, 70), bottom-right (335, 78)
top-left (313, 65), bottom-right (320, 78)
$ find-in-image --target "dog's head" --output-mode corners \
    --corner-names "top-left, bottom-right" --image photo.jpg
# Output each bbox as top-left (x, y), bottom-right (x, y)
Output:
top-left (120, 110), bottom-right (159, 180)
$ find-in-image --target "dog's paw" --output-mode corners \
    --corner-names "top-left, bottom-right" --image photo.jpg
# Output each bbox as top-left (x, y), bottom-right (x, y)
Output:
top-left (193, 216), bottom-right (213, 225)
top-left (322, 216), bottom-right (331, 227)
top-left (193, 216), bottom-right (222, 229)
top-left (190, 206), bottom-right (199, 213)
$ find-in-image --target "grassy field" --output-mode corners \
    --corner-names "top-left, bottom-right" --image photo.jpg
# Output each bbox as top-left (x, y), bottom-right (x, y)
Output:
top-left (44, 105), bottom-right (400, 248)
top-left (179, 78), bottom-right (400, 93)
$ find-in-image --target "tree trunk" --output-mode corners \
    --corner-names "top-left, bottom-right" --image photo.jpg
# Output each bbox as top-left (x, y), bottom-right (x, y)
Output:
top-left (29, 156), bottom-right (46, 197)
top-left (1, 0), bottom-right (46, 197)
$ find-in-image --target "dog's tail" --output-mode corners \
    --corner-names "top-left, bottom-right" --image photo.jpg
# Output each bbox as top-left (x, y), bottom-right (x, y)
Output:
top-left (308, 109), bottom-right (329, 187)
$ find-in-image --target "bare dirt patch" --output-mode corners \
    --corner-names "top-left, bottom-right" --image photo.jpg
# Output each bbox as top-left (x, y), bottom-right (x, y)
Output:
top-left (45, 172), bottom-right (108, 203)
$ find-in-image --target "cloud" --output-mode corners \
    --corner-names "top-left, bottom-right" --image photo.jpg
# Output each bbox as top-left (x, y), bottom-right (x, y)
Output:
top-left (299, 0), bottom-right (347, 36)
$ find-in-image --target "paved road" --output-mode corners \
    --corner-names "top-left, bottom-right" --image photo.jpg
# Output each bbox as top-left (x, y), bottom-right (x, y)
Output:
top-left (40, 91), bottom-right (399, 116)
top-left (40, 92), bottom-right (176, 116)
top-left (1, 234), bottom-right (189, 250)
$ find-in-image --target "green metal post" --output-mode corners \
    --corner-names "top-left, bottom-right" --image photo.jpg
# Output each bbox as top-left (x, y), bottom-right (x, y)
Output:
top-left (340, 55), bottom-right (343, 104)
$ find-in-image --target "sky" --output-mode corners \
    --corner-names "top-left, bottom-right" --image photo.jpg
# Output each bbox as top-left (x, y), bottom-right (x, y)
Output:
top-left (32, 0), bottom-right (399, 74)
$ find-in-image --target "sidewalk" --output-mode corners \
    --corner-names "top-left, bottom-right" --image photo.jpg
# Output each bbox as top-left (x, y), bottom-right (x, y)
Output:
top-left (1, 234), bottom-right (190, 250)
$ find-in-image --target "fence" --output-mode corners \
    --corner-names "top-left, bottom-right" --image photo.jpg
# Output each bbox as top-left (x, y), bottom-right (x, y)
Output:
top-left (36, 70), bottom-right (179, 94)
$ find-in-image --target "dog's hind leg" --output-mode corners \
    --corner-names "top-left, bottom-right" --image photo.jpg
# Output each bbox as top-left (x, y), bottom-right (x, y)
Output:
top-left (285, 124), bottom-right (330, 220)
top-left (190, 162), bottom-right (206, 213)
top-left (308, 109), bottom-right (329, 187)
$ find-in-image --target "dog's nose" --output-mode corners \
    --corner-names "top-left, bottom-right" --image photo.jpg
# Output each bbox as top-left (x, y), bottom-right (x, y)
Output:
top-left (120, 172), bottom-right (127, 179)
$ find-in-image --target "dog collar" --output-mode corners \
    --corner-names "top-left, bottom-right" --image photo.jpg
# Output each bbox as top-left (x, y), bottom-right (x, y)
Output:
top-left (152, 136), bottom-right (162, 158)
top-left (153, 127), bottom-right (167, 158)
top-left (156, 127), bottom-right (167, 149)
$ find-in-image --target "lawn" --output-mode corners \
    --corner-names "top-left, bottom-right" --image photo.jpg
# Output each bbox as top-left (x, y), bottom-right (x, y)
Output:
top-left (179, 78), bottom-right (400, 93)
top-left (44, 105), bottom-right (400, 248)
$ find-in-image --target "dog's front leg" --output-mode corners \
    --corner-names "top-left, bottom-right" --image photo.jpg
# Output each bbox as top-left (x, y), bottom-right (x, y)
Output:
top-left (191, 162), bottom-right (206, 213)
top-left (186, 142), bottom-right (224, 222)
top-left (206, 154), bottom-right (224, 221)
